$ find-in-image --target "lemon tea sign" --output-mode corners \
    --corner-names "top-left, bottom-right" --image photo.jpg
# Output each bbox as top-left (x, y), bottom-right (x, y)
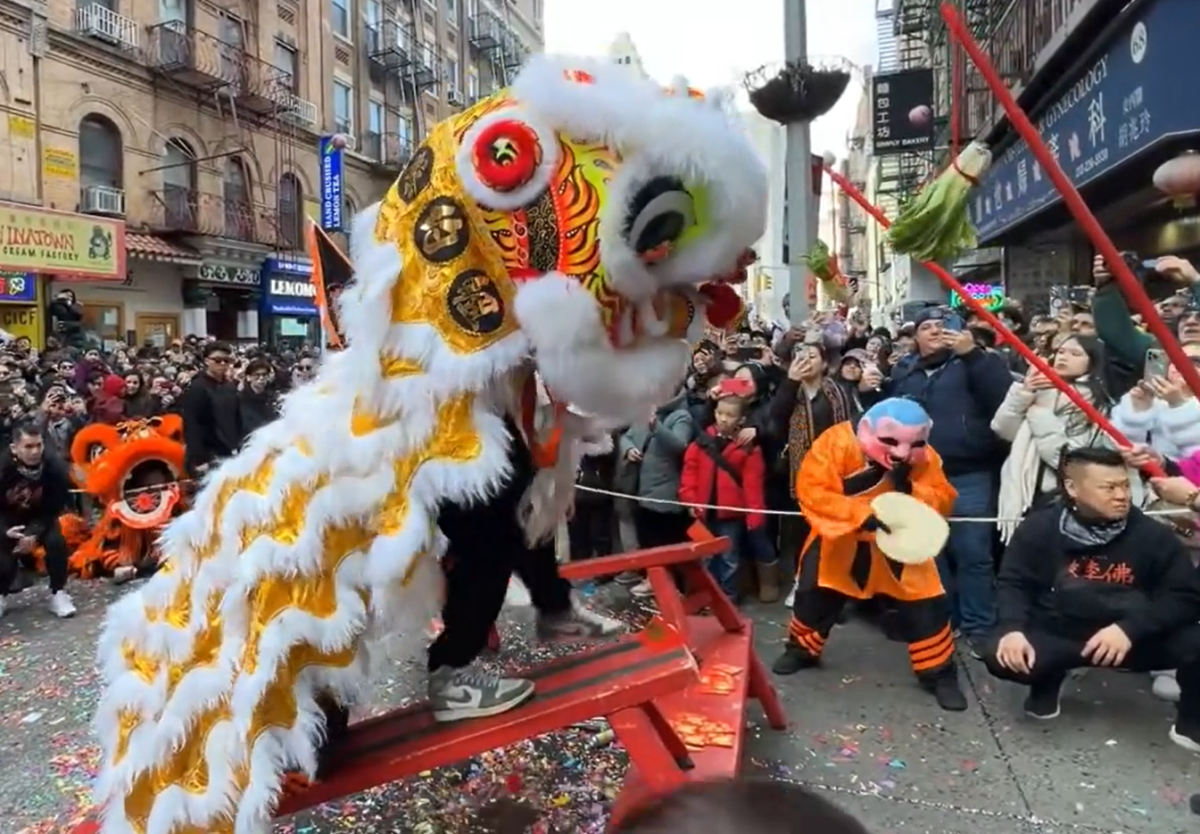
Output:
top-left (0, 204), bottom-right (126, 280)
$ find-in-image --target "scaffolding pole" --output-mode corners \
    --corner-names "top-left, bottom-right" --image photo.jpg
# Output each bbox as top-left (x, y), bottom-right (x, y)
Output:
top-left (783, 0), bottom-right (813, 326)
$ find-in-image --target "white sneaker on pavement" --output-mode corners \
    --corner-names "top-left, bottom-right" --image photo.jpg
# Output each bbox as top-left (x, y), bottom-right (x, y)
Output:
top-left (49, 590), bottom-right (76, 618)
top-left (1152, 670), bottom-right (1181, 703)
top-left (0, 595), bottom-right (6, 619)
top-left (630, 579), bottom-right (655, 598)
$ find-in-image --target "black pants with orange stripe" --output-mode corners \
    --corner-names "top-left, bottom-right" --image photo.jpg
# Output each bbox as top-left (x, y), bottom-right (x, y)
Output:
top-left (787, 550), bottom-right (956, 682)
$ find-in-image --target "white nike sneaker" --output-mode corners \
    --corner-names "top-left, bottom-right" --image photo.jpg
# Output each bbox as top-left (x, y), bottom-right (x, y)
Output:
top-left (48, 590), bottom-right (76, 618)
top-left (427, 664), bottom-right (535, 722)
top-left (536, 593), bottom-right (624, 643)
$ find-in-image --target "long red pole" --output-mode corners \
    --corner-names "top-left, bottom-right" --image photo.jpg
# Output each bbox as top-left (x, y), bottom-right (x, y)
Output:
top-left (823, 166), bottom-right (1162, 476)
top-left (939, 2), bottom-right (1200, 402)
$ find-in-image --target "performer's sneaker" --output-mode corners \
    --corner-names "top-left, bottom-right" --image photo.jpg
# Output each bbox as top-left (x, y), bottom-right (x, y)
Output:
top-left (771, 643), bottom-right (820, 675)
top-left (536, 594), bottom-right (624, 644)
top-left (928, 674), bottom-right (969, 712)
top-left (1023, 678), bottom-right (1063, 720)
top-left (49, 590), bottom-right (76, 619)
top-left (428, 665), bottom-right (535, 722)
top-left (1169, 724), bottom-right (1200, 754)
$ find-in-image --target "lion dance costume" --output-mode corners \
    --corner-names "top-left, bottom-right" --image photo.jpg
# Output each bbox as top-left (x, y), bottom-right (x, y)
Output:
top-left (62, 417), bottom-right (186, 578)
top-left (90, 55), bottom-right (766, 834)
top-left (772, 398), bottom-right (969, 711)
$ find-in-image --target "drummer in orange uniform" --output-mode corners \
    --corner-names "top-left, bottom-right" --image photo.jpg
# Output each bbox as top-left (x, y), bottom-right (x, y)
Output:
top-left (771, 397), bottom-right (969, 711)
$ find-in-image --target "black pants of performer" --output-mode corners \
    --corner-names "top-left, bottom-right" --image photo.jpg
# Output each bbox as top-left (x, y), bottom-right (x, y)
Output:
top-left (787, 546), bottom-right (955, 682)
top-left (632, 507), bottom-right (692, 550)
top-left (428, 421), bottom-right (572, 672)
top-left (569, 498), bottom-right (614, 560)
top-left (980, 625), bottom-right (1200, 732)
top-left (0, 519), bottom-right (68, 595)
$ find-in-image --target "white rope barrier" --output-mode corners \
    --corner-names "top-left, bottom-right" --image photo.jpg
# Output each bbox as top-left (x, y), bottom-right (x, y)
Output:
top-left (573, 484), bottom-right (1194, 524)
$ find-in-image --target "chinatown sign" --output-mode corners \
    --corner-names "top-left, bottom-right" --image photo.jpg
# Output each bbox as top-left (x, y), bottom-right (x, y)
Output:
top-left (0, 203), bottom-right (126, 280)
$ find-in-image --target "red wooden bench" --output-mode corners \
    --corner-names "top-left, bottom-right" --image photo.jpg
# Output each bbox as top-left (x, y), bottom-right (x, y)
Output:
top-left (69, 540), bottom-right (762, 833)
top-left (560, 544), bottom-right (788, 826)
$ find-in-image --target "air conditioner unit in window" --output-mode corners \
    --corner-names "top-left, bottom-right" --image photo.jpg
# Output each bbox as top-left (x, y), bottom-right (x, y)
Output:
top-left (446, 86), bottom-right (464, 106)
top-left (335, 132), bottom-right (357, 151)
top-left (81, 185), bottom-right (126, 216)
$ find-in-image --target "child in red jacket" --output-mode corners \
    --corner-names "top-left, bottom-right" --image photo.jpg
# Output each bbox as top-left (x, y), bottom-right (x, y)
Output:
top-left (679, 394), bottom-right (777, 602)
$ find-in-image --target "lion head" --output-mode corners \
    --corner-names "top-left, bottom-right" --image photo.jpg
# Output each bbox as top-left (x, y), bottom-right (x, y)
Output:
top-left (70, 415), bottom-right (185, 529)
top-left (339, 54), bottom-right (767, 424)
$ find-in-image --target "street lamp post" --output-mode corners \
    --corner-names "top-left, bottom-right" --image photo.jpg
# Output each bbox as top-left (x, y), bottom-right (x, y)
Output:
top-left (783, 0), bottom-right (813, 328)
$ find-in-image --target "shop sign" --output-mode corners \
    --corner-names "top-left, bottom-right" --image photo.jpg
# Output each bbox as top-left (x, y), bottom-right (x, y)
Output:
top-left (0, 270), bottom-right (38, 304)
top-left (198, 262), bottom-right (260, 286)
top-left (949, 282), bottom-right (1006, 311)
top-left (319, 135), bottom-right (345, 232)
top-left (263, 275), bottom-right (318, 316)
top-left (871, 69), bottom-right (935, 155)
top-left (0, 305), bottom-right (43, 346)
top-left (970, 0), bottom-right (1200, 241)
top-left (0, 203), bottom-right (126, 280)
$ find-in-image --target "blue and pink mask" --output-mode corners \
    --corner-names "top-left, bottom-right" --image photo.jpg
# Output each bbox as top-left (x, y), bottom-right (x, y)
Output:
top-left (855, 398), bottom-right (932, 470)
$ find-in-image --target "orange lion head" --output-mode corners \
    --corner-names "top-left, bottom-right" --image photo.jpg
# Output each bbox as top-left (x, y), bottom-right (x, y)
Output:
top-left (70, 416), bottom-right (186, 530)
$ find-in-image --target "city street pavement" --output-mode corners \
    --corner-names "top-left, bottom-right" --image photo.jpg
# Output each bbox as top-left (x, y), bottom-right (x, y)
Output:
top-left (1, 578), bottom-right (1198, 833)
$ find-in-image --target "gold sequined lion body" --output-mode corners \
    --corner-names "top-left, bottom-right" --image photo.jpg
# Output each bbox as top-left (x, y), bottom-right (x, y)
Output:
top-left (91, 54), bottom-right (767, 834)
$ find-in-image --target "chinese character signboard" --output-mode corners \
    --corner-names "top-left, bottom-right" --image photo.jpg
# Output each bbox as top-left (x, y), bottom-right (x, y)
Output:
top-left (969, 0), bottom-right (1200, 242)
top-left (319, 135), bottom-right (345, 232)
top-left (0, 203), bottom-right (126, 280)
top-left (871, 69), bottom-right (935, 155)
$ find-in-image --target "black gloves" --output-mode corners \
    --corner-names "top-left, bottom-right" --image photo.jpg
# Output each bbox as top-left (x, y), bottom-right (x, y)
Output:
top-left (890, 460), bottom-right (913, 494)
top-left (860, 515), bottom-right (892, 534)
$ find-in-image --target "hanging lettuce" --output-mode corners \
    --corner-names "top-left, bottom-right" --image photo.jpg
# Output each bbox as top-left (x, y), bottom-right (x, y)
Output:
top-left (887, 141), bottom-right (992, 263)
top-left (803, 239), bottom-right (851, 304)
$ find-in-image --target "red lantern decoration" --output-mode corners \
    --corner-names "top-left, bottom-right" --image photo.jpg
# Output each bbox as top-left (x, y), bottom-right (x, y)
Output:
top-left (1153, 150), bottom-right (1200, 208)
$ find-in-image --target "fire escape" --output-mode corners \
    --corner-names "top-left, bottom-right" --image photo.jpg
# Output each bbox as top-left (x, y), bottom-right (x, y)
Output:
top-left (142, 0), bottom-right (304, 256)
top-left (366, 6), bottom-right (438, 177)
top-left (468, 6), bottom-right (527, 94)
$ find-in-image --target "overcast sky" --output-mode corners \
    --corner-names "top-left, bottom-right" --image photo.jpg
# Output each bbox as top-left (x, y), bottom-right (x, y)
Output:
top-left (543, 0), bottom-right (879, 159)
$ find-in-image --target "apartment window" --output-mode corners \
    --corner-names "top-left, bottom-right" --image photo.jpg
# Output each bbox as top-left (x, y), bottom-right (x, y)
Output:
top-left (79, 115), bottom-right (123, 191)
top-left (331, 0), bottom-right (350, 38)
top-left (445, 57), bottom-right (459, 92)
top-left (366, 0), bottom-right (382, 23)
top-left (365, 0), bottom-right (382, 49)
top-left (532, 0), bottom-right (542, 26)
top-left (399, 113), bottom-right (414, 152)
top-left (466, 72), bottom-right (478, 103)
top-left (333, 80), bottom-right (354, 135)
top-left (274, 41), bottom-right (298, 93)
top-left (368, 100), bottom-right (384, 134)
top-left (445, 0), bottom-right (458, 25)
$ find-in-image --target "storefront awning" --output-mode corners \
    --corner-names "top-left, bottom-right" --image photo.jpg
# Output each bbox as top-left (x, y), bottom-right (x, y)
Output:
top-left (126, 233), bottom-right (201, 265)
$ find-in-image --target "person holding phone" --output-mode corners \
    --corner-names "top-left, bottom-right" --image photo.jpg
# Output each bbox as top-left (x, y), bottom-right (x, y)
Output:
top-left (1110, 342), bottom-right (1200, 463)
top-left (863, 306), bottom-right (1015, 650)
top-left (1092, 252), bottom-right (1200, 396)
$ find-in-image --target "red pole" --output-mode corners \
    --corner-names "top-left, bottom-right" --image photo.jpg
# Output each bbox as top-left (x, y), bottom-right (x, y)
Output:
top-left (939, 2), bottom-right (1200, 402)
top-left (823, 165), bottom-right (1161, 475)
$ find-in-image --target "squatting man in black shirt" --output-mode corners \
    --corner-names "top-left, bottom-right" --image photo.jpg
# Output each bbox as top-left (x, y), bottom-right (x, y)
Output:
top-left (0, 422), bottom-right (74, 619)
top-left (980, 446), bottom-right (1200, 751)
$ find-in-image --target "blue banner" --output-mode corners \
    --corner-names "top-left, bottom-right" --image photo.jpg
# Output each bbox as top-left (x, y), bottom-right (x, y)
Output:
top-left (969, 0), bottom-right (1200, 242)
top-left (261, 259), bottom-right (317, 317)
top-left (0, 271), bottom-right (37, 304)
top-left (319, 136), bottom-right (345, 232)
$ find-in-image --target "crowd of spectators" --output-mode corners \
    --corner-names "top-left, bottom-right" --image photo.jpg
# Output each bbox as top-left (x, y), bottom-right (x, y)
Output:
top-left (0, 329), bottom-right (318, 468)
top-left (569, 252), bottom-right (1200, 726)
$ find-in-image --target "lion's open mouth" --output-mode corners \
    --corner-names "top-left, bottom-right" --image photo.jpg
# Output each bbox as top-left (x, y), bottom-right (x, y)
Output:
top-left (111, 459), bottom-right (181, 529)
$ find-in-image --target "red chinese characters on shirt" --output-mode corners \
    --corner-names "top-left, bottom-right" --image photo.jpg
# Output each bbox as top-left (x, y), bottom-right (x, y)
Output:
top-left (1065, 558), bottom-right (1135, 585)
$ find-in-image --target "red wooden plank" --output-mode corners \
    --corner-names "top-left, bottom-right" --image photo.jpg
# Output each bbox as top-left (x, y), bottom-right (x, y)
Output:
top-left (608, 617), bottom-right (757, 826)
top-left (560, 539), bottom-right (729, 582)
top-left (275, 634), bottom-right (698, 816)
